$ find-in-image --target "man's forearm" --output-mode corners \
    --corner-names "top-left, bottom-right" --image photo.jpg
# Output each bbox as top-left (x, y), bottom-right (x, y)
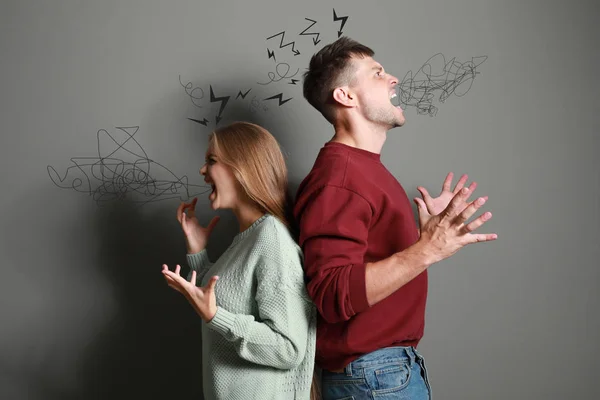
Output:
top-left (365, 241), bottom-right (433, 306)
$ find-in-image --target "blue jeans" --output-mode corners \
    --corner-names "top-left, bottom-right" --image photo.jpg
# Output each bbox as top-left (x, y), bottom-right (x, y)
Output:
top-left (321, 346), bottom-right (432, 400)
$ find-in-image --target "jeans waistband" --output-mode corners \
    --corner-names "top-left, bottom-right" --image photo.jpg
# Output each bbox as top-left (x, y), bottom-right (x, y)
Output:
top-left (339, 346), bottom-right (421, 376)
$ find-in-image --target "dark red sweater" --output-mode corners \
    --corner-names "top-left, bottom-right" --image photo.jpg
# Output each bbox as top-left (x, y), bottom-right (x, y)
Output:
top-left (294, 142), bottom-right (428, 371)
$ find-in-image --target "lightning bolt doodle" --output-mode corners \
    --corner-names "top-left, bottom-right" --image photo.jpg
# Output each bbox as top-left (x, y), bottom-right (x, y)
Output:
top-left (299, 18), bottom-right (321, 45)
top-left (333, 9), bottom-right (348, 38)
top-left (188, 117), bottom-right (209, 126)
top-left (236, 89), bottom-right (252, 99)
top-left (266, 31), bottom-right (300, 56)
top-left (267, 48), bottom-right (276, 62)
top-left (289, 79), bottom-right (299, 85)
top-left (263, 93), bottom-right (292, 106)
top-left (209, 85), bottom-right (230, 125)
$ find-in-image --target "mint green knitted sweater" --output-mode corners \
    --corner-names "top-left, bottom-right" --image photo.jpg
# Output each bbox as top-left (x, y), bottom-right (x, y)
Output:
top-left (186, 214), bottom-right (316, 400)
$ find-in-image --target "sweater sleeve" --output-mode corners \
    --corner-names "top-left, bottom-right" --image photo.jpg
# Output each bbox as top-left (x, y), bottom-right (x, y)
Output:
top-left (297, 185), bottom-right (371, 323)
top-left (206, 260), bottom-right (313, 370)
top-left (186, 249), bottom-right (213, 285)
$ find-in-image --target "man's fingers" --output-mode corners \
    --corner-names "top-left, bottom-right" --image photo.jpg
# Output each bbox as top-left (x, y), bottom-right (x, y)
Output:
top-left (452, 174), bottom-right (468, 193)
top-left (414, 197), bottom-right (426, 210)
top-left (417, 186), bottom-right (431, 200)
top-left (190, 270), bottom-right (197, 286)
top-left (414, 197), bottom-right (428, 218)
top-left (442, 172), bottom-right (454, 192)
top-left (466, 232), bottom-right (498, 244)
top-left (414, 197), bottom-right (431, 228)
top-left (466, 181), bottom-right (478, 196)
top-left (417, 187), bottom-right (435, 211)
top-left (463, 211), bottom-right (493, 233)
top-left (175, 265), bottom-right (181, 275)
top-left (455, 196), bottom-right (487, 224)
top-left (443, 187), bottom-right (471, 219)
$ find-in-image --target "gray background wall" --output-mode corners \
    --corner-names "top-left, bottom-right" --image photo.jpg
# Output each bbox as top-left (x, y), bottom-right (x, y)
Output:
top-left (1, 0), bottom-right (598, 399)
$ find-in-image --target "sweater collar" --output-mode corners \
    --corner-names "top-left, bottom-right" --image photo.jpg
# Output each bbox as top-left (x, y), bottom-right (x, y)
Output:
top-left (324, 141), bottom-right (381, 162)
top-left (231, 213), bottom-right (269, 247)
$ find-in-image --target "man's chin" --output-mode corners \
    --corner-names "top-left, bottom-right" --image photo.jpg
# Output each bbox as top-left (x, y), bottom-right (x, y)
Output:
top-left (390, 118), bottom-right (406, 129)
top-left (393, 107), bottom-right (406, 128)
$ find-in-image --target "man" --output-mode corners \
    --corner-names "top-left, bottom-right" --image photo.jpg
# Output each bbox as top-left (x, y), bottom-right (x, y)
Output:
top-left (293, 37), bottom-right (497, 399)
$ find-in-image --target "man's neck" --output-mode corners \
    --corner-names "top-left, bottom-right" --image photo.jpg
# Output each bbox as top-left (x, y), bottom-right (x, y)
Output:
top-left (331, 120), bottom-right (388, 154)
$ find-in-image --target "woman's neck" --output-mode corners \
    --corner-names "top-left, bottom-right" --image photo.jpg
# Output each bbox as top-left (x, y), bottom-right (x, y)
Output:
top-left (232, 203), bottom-right (265, 232)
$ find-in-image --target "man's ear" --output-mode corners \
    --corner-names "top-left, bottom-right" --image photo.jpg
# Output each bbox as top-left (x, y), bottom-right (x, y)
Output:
top-left (332, 87), bottom-right (356, 107)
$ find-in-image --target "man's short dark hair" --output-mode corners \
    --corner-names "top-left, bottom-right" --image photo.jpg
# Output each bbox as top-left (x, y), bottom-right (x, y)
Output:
top-left (303, 37), bottom-right (374, 124)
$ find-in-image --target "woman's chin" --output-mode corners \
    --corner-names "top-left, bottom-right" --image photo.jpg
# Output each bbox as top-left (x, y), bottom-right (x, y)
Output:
top-left (208, 191), bottom-right (218, 209)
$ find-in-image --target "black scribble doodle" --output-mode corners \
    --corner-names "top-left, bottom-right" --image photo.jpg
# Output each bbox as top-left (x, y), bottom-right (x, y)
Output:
top-left (397, 54), bottom-right (487, 117)
top-left (182, 11), bottom-right (354, 124)
top-left (188, 117), bottom-right (209, 126)
top-left (249, 96), bottom-right (270, 113)
top-left (264, 93), bottom-right (292, 106)
top-left (299, 18), bottom-right (321, 45)
top-left (266, 31), bottom-right (300, 56)
top-left (236, 89), bottom-right (252, 99)
top-left (179, 75), bottom-right (204, 108)
top-left (333, 9), bottom-right (348, 38)
top-left (209, 85), bottom-right (230, 125)
top-left (257, 62), bottom-right (299, 86)
top-left (47, 126), bottom-right (210, 206)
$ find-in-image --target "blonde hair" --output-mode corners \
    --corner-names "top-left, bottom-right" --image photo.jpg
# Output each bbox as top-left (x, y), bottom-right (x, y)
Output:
top-left (209, 122), bottom-right (295, 233)
top-left (211, 122), bottom-right (316, 399)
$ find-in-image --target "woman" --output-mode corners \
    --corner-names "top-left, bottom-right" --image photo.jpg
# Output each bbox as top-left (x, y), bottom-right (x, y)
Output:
top-left (161, 122), bottom-right (318, 400)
